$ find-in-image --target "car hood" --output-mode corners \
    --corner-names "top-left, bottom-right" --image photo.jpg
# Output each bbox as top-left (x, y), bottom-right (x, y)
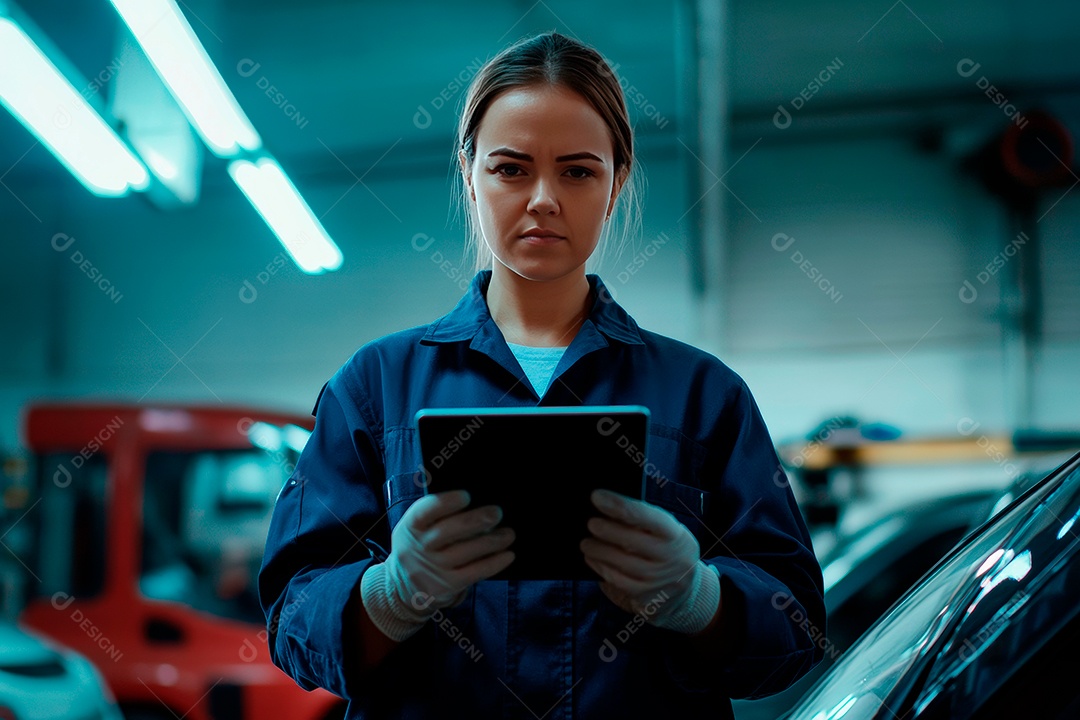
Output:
top-left (0, 622), bottom-right (67, 668)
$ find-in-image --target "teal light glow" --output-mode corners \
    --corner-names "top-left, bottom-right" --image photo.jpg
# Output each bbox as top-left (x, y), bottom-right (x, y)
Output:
top-left (108, 0), bottom-right (261, 157)
top-left (0, 18), bottom-right (149, 196)
top-left (228, 156), bottom-right (344, 274)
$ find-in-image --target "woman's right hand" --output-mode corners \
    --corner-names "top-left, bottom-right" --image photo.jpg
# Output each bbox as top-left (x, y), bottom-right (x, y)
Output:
top-left (388, 489), bottom-right (515, 612)
top-left (360, 489), bottom-right (514, 641)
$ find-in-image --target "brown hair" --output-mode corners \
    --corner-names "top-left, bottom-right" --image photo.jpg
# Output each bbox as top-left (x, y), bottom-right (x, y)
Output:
top-left (454, 31), bottom-right (642, 273)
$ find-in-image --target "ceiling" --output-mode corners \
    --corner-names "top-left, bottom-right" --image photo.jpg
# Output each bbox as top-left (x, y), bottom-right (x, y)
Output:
top-left (1, 0), bottom-right (1078, 199)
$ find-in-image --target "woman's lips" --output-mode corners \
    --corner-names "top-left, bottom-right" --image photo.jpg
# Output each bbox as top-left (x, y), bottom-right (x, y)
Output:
top-left (520, 233), bottom-right (565, 244)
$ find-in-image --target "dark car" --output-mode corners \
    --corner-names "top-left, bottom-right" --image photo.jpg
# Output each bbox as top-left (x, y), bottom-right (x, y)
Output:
top-left (983, 449), bottom-right (1078, 522)
top-left (733, 491), bottom-right (997, 720)
top-left (785, 450), bottom-right (1080, 720)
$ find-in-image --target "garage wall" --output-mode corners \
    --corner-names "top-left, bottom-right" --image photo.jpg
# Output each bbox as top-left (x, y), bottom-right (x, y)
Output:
top-left (4, 128), bottom-right (1078, 456)
top-left (2, 0), bottom-right (1078, 468)
top-left (0, 148), bottom-right (695, 450)
top-left (719, 132), bottom-right (1080, 450)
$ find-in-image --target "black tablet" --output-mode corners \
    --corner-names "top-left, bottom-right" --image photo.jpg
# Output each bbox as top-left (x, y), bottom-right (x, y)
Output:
top-left (415, 405), bottom-right (650, 581)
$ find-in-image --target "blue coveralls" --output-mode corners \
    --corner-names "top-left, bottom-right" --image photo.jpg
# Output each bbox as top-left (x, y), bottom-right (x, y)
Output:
top-left (259, 269), bottom-right (825, 719)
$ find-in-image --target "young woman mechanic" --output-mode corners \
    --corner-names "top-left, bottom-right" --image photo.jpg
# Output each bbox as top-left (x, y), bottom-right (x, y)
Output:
top-left (260, 31), bottom-right (825, 720)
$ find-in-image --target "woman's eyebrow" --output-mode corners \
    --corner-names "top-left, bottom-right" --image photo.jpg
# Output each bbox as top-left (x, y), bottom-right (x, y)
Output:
top-left (487, 147), bottom-right (605, 163)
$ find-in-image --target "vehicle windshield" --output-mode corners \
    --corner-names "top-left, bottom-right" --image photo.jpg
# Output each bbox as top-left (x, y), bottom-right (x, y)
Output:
top-left (912, 457), bottom-right (1080, 716)
top-left (786, 458), bottom-right (1075, 720)
top-left (29, 453), bottom-right (109, 601)
top-left (139, 422), bottom-right (308, 625)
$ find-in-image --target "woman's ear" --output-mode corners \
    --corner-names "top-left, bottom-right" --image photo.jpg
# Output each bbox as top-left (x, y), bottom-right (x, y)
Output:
top-left (458, 150), bottom-right (476, 202)
top-left (606, 166), bottom-right (628, 219)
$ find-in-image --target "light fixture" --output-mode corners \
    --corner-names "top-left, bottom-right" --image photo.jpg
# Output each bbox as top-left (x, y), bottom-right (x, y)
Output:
top-left (228, 156), bottom-right (343, 274)
top-left (0, 17), bottom-right (149, 196)
top-left (108, 0), bottom-right (344, 274)
top-left (107, 0), bottom-right (261, 157)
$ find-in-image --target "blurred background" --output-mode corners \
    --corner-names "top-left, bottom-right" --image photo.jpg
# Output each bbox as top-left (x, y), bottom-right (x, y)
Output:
top-left (1, 1), bottom-right (1079, 718)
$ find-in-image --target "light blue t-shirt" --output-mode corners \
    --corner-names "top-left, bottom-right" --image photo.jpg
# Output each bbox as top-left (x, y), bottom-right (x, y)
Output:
top-left (506, 342), bottom-right (568, 397)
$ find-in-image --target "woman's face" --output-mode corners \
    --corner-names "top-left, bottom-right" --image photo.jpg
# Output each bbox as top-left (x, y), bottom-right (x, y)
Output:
top-left (461, 83), bottom-right (624, 283)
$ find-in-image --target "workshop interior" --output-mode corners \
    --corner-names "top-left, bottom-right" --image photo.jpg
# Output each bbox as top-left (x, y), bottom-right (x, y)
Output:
top-left (2, 1), bottom-right (1079, 718)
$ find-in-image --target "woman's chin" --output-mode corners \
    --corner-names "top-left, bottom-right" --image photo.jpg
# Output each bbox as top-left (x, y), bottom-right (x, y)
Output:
top-left (496, 258), bottom-right (587, 283)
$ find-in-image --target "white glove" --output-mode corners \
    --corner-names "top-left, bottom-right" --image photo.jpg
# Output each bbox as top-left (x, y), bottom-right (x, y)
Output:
top-left (360, 489), bottom-right (515, 641)
top-left (580, 488), bottom-right (720, 634)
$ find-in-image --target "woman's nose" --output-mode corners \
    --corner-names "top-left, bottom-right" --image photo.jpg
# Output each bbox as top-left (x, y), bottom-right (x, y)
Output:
top-left (527, 178), bottom-right (559, 215)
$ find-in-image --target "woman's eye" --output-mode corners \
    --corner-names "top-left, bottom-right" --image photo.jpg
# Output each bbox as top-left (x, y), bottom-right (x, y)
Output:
top-left (492, 165), bottom-right (594, 179)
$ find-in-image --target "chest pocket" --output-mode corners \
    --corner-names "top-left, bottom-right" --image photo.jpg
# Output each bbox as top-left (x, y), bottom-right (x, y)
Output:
top-left (381, 425), bottom-right (426, 530)
top-left (382, 472), bottom-right (426, 530)
top-left (645, 478), bottom-right (712, 545)
top-left (640, 424), bottom-right (713, 545)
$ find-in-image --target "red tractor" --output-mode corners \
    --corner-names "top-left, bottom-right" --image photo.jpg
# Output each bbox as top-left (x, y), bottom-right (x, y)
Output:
top-left (16, 401), bottom-right (345, 720)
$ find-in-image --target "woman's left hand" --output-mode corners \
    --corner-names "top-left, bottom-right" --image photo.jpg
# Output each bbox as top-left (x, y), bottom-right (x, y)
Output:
top-left (580, 488), bottom-right (720, 633)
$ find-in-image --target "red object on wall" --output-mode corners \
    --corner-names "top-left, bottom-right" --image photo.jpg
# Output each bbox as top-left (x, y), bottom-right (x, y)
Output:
top-left (999, 109), bottom-right (1074, 188)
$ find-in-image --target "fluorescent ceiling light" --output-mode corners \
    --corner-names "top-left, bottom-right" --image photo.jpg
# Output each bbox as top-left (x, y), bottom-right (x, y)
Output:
top-left (0, 18), bottom-right (149, 196)
top-left (107, 0), bottom-right (260, 157)
top-left (228, 157), bottom-right (343, 274)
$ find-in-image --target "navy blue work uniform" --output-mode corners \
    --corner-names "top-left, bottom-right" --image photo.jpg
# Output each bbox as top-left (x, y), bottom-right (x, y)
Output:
top-left (259, 269), bottom-right (825, 719)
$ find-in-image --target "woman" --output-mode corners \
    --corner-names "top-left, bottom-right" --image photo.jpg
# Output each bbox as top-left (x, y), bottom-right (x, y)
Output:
top-left (259, 31), bottom-right (825, 719)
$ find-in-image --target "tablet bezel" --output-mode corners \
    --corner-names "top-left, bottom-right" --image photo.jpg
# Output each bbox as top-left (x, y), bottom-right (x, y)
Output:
top-left (413, 404), bottom-right (651, 581)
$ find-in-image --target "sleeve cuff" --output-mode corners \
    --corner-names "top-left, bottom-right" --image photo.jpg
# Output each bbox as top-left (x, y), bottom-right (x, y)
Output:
top-left (359, 562), bottom-right (431, 642)
top-left (650, 562), bottom-right (721, 635)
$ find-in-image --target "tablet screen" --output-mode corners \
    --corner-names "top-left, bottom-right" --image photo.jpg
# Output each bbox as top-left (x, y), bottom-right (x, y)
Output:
top-left (415, 405), bottom-right (650, 581)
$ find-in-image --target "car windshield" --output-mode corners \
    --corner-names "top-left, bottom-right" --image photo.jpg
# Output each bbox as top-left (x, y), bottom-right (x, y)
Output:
top-left (911, 456), bottom-right (1080, 716)
top-left (29, 453), bottom-right (109, 600)
top-left (786, 456), bottom-right (1077, 720)
top-left (139, 422), bottom-right (308, 625)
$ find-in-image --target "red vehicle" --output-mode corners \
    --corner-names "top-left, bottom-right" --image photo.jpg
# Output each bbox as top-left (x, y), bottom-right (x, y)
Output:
top-left (17, 401), bottom-right (346, 720)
